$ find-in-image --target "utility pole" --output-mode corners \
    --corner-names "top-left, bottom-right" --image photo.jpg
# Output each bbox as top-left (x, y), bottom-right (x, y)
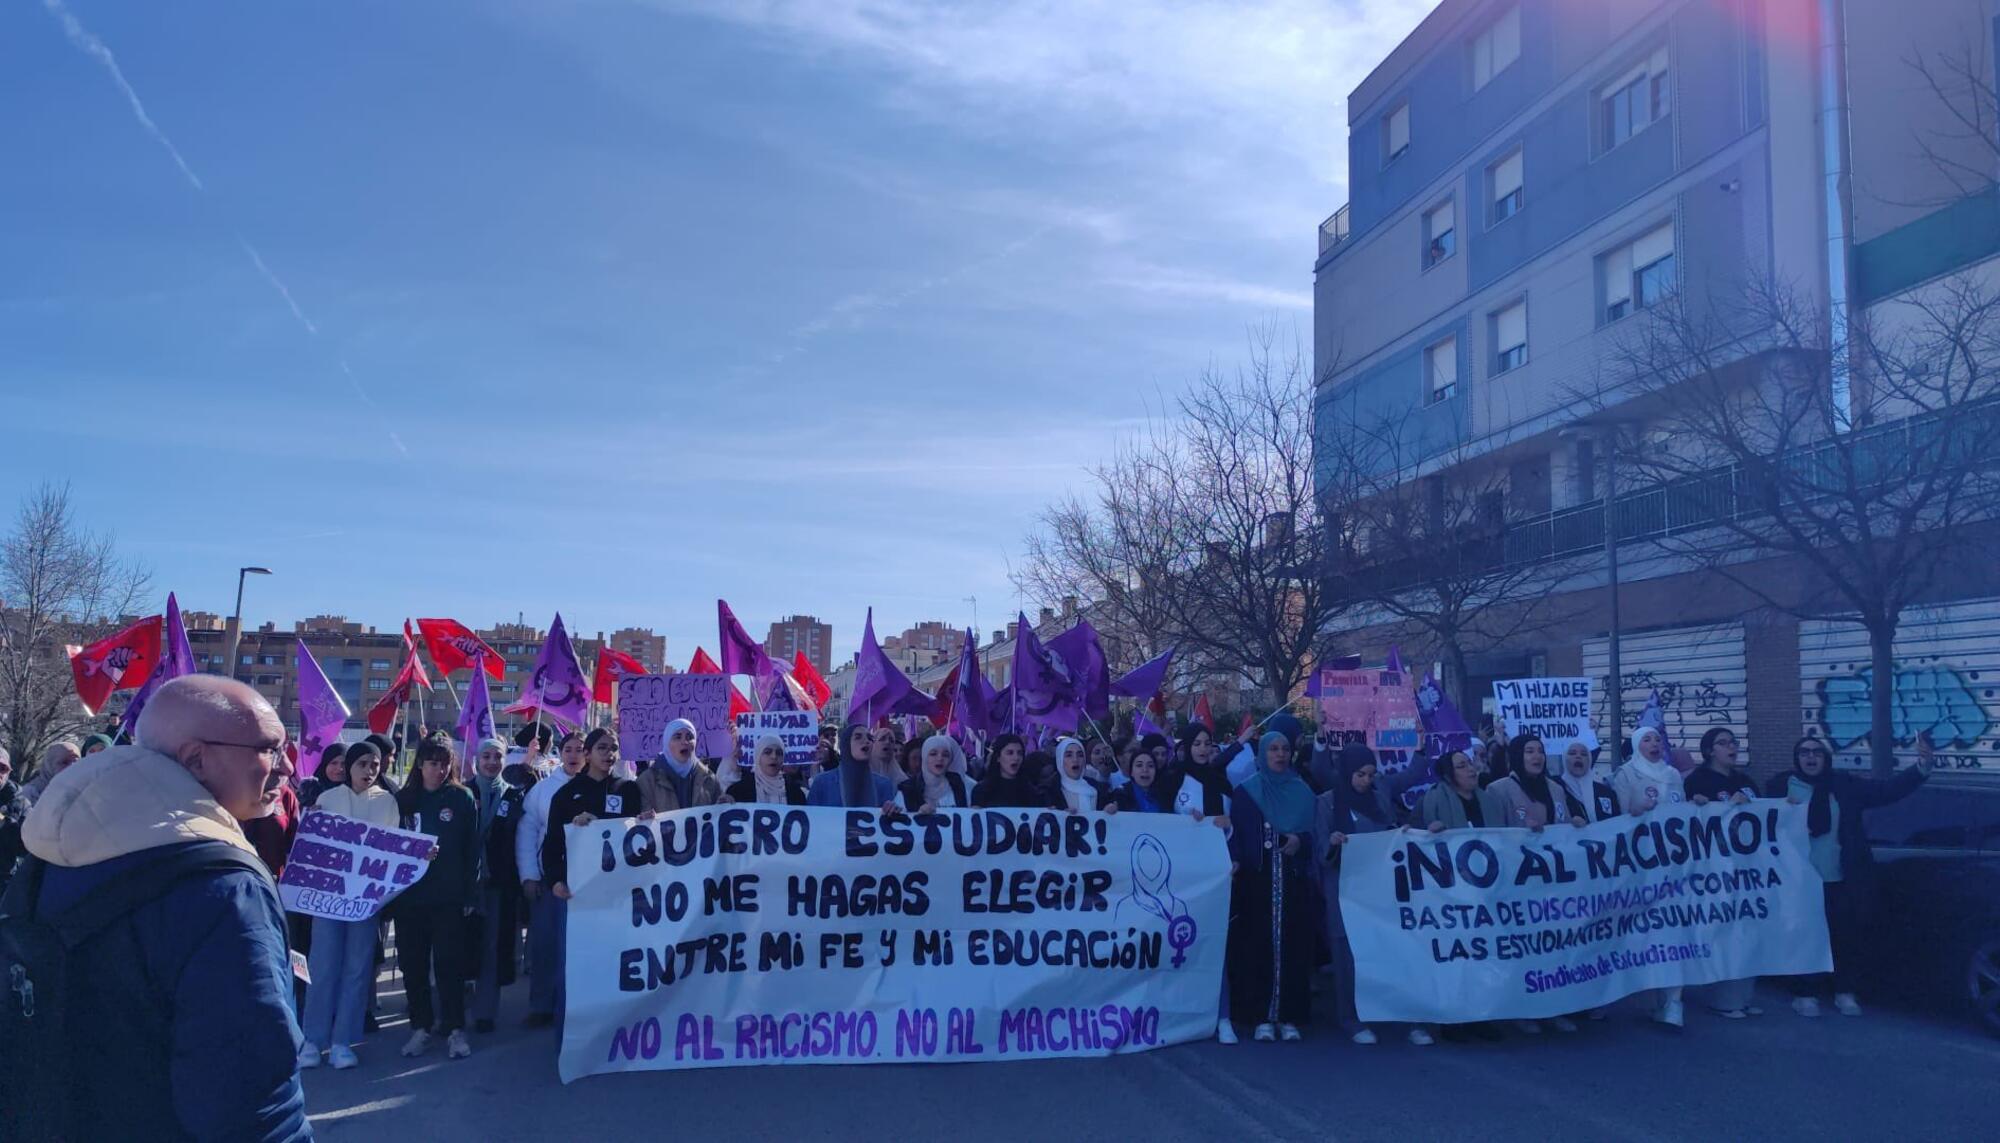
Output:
top-left (1603, 432), bottom-right (1624, 758)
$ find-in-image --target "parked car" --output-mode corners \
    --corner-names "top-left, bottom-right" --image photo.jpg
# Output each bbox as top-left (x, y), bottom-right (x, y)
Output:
top-left (1862, 776), bottom-right (2000, 1037)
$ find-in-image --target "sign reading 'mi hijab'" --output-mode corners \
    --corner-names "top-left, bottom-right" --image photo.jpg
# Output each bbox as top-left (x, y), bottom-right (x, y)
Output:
top-left (558, 807), bottom-right (1230, 1081)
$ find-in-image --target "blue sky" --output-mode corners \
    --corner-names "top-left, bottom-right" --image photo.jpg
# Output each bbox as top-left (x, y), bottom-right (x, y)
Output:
top-left (2, 0), bottom-right (1429, 664)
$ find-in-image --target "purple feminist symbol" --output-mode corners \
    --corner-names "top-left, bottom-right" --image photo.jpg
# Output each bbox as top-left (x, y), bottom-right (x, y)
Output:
top-left (1121, 835), bottom-right (1196, 968)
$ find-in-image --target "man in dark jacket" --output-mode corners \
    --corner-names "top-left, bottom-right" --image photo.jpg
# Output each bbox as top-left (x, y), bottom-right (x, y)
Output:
top-left (20, 676), bottom-right (310, 1142)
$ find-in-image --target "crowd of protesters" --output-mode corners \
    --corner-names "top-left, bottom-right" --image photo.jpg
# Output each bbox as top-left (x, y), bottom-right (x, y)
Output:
top-left (0, 680), bottom-right (1936, 1134)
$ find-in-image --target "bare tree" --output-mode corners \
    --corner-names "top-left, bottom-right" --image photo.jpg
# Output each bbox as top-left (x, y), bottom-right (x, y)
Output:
top-left (0, 483), bottom-right (151, 774)
top-left (1315, 398), bottom-right (1584, 713)
top-left (1602, 274), bottom-right (2000, 774)
top-left (1016, 326), bottom-right (1336, 704)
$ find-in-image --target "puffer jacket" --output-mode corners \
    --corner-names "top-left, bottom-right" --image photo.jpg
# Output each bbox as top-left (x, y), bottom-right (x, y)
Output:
top-left (20, 745), bottom-right (309, 1142)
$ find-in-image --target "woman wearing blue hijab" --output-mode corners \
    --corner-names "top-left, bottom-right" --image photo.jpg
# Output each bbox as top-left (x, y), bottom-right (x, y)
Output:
top-left (1227, 730), bottom-right (1316, 1042)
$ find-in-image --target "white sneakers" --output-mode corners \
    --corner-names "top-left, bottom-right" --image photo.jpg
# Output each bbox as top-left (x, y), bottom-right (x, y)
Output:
top-left (1252, 1023), bottom-right (1277, 1042)
top-left (1407, 1027), bottom-right (1435, 1046)
top-left (401, 1030), bottom-right (433, 1058)
top-left (447, 1030), bottom-right (472, 1059)
top-left (1512, 1019), bottom-right (1543, 1035)
top-left (1653, 996), bottom-right (1685, 1029)
top-left (329, 1046), bottom-right (359, 1070)
top-left (1547, 1016), bottom-right (1579, 1033)
top-left (1278, 1024), bottom-right (1302, 1042)
top-left (1793, 996), bottom-right (1822, 1017)
top-left (1351, 1028), bottom-right (1378, 1045)
top-left (1833, 993), bottom-right (1863, 1017)
top-left (296, 1043), bottom-right (322, 1070)
top-left (1215, 1019), bottom-right (1238, 1045)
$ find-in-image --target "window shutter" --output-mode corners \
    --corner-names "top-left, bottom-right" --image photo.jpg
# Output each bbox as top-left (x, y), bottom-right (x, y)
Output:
top-left (1493, 152), bottom-right (1523, 202)
top-left (1496, 302), bottom-right (1527, 352)
top-left (1494, 7), bottom-right (1521, 71)
top-left (1430, 199), bottom-right (1454, 235)
top-left (1604, 245), bottom-right (1635, 309)
top-left (1388, 105), bottom-right (1410, 156)
top-left (1632, 222), bottom-right (1674, 268)
top-left (1429, 338), bottom-right (1458, 389)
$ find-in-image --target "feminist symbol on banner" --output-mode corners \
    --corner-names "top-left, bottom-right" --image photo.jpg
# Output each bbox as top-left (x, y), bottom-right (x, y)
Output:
top-left (1118, 835), bottom-right (1198, 968)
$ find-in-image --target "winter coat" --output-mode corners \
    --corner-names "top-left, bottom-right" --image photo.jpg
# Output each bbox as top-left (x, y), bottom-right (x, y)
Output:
top-left (473, 776), bottom-right (528, 889)
top-left (515, 768), bottom-right (575, 884)
top-left (635, 758), bottom-right (724, 814)
top-left (806, 768), bottom-right (896, 808)
top-left (1684, 766), bottom-right (1759, 803)
top-left (1762, 765), bottom-right (1925, 881)
top-left (1417, 781), bottom-right (1510, 831)
top-left (19, 744), bottom-right (308, 1142)
top-left (898, 772), bottom-right (971, 813)
top-left (970, 771), bottom-right (1043, 808)
top-left (313, 782), bottom-right (403, 829)
top-left (1107, 782), bottom-right (1176, 813)
top-left (396, 781), bottom-right (479, 910)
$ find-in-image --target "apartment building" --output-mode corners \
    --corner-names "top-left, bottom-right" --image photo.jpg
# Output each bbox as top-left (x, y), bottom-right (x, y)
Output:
top-left (1313, 0), bottom-right (2000, 779)
top-left (764, 614), bottom-right (832, 675)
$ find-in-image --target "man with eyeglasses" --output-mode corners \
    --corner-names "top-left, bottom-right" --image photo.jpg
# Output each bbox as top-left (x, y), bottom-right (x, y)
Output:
top-left (6, 675), bottom-right (311, 1141)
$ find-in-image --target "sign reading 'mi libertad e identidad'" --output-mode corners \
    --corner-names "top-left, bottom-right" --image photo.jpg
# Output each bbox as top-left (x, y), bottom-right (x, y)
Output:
top-left (558, 806), bottom-right (1230, 1081)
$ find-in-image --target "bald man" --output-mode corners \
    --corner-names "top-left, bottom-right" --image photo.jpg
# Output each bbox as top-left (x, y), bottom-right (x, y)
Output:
top-left (11, 676), bottom-right (311, 1142)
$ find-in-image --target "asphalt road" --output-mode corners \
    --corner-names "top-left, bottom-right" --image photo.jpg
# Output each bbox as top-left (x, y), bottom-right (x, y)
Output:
top-left (301, 964), bottom-right (1998, 1141)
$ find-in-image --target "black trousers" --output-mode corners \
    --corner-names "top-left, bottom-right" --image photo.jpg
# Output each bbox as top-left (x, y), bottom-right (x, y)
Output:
top-left (1229, 862), bottom-right (1313, 1026)
top-left (399, 903), bottom-right (468, 1033)
top-left (1790, 879), bottom-right (1873, 996)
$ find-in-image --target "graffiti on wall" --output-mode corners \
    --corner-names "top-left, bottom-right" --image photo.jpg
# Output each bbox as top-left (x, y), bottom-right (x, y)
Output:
top-left (1614, 670), bottom-right (1736, 737)
top-left (1811, 656), bottom-right (1997, 771)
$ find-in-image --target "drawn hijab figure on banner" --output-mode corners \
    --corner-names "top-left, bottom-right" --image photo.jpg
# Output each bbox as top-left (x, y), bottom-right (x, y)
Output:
top-left (1116, 835), bottom-right (1198, 967)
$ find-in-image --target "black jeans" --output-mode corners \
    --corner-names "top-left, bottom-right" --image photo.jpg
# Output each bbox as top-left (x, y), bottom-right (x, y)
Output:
top-left (1790, 879), bottom-right (1873, 997)
top-left (399, 903), bottom-right (468, 1033)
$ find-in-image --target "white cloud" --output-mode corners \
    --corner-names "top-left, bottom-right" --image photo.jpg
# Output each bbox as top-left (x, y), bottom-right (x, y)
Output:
top-left (1103, 263), bottom-right (1314, 311)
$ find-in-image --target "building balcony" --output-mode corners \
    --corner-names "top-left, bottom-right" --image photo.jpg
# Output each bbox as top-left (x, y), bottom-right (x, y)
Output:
top-left (1319, 204), bottom-right (1350, 256)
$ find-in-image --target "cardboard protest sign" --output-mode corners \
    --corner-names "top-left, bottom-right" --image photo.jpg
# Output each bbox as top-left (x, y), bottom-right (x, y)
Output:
top-left (278, 810), bottom-right (437, 921)
top-left (735, 710), bottom-right (819, 770)
top-left (1492, 677), bottom-right (1599, 755)
top-left (1314, 668), bottom-right (1421, 752)
top-left (1341, 802), bottom-right (1829, 1022)
top-left (619, 673), bottom-right (734, 761)
top-left (558, 807), bottom-right (1230, 1080)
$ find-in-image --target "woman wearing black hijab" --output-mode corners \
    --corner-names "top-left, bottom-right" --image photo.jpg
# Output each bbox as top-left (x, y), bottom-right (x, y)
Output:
top-left (1765, 734), bottom-right (1929, 1017)
top-left (1314, 744), bottom-right (1428, 1045)
top-left (1488, 734), bottom-right (1577, 830)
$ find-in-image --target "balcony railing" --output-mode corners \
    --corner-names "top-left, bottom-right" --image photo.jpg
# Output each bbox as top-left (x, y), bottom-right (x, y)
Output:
top-left (1319, 205), bottom-right (1351, 255)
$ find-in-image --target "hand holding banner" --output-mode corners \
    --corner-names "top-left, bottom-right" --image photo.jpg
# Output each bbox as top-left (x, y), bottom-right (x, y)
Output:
top-left (278, 810), bottom-right (438, 921)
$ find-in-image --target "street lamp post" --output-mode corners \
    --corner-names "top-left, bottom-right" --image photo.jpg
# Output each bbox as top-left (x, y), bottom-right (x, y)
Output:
top-left (1602, 435), bottom-right (1624, 756)
top-left (225, 566), bottom-right (273, 680)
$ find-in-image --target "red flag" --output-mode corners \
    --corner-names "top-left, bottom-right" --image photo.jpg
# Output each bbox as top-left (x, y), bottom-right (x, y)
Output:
top-left (592, 647), bottom-right (648, 704)
top-left (1237, 712), bottom-right (1254, 738)
top-left (366, 656), bottom-right (426, 734)
top-left (70, 616), bottom-right (163, 714)
top-left (686, 647), bottom-right (722, 675)
top-left (416, 618), bottom-right (503, 680)
top-left (931, 662), bottom-right (961, 728)
top-left (402, 621), bottom-right (433, 690)
top-left (1193, 694), bottom-right (1215, 733)
top-left (791, 652), bottom-right (832, 710)
top-left (728, 682), bottom-right (753, 721)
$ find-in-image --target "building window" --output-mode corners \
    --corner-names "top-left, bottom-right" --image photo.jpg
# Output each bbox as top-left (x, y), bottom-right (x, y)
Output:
top-left (1493, 300), bottom-right (1528, 373)
top-left (1575, 438), bottom-right (1597, 502)
top-left (1600, 46), bottom-right (1671, 152)
top-left (1601, 222), bottom-right (1676, 322)
top-left (1384, 103), bottom-right (1410, 164)
top-left (255, 674), bottom-right (280, 687)
top-left (341, 659), bottom-right (362, 672)
top-left (1471, 4), bottom-right (1521, 91)
top-left (1489, 149), bottom-right (1523, 223)
top-left (370, 659), bottom-right (391, 671)
top-left (1426, 336), bottom-right (1458, 404)
top-left (368, 678), bottom-right (390, 692)
top-left (1423, 199), bottom-right (1455, 267)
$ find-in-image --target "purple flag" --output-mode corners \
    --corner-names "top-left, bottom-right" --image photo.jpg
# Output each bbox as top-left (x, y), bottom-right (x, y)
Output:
top-left (755, 656), bottom-right (812, 712)
top-left (951, 628), bottom-right (998, 738)
top-left (456, 667), bottom-right (496, 778)
top-left (1047, 621), bottom-right (1110, 721)
top-left (1012, 612), bottom-right (1080, 733)
top-left (1385, 645), bottom-right (1406, 676)
top-left (718, 599), bottom-right (768, 676)
top-left (847, 609), bottom-right (929, 724)
top-left (515, 613), bottom-right (589, 729)
top-left (1134, 706), bottom-right (1166, 740)
top-left (119, 591), bottom-right (196, 741)
top-left (1637, 687), bottom-right (1665, 735)
top-left (1109, 647), bottom-right (1174, 701)
top-left (1414, 669), bottom-right (1472, 759)
top-left (295, 640), bottom-right (352, 779)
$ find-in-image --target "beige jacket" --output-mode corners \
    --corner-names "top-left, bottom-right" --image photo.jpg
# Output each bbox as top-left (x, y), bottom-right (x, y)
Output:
top-left (23, 744), bottom-right (256, 868)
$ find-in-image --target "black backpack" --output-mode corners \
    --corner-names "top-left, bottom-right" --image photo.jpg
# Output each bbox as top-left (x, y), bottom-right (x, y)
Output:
top-left (0, 841), bottom-right (271, 1143)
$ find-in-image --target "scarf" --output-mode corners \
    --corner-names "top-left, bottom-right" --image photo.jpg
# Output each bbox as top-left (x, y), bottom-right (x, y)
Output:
top-left (1792, 762), bottom-right (1836, 837)
top-left (1130, 782), bottom-right (1160, 813)
top-left (1553, 766), bottom-right (1594, 820)
top-left (1239, 730), bottom-right (1315, 833)
top-left (1332, 744), bottom-right (1388, 826)
top-left (472, 773), bottom-right (506, 836)
top-left (1060, 773), bottom-right (1096, 812)
top-left (1622, 727), bottom-right (1680, 801)
top-left (754, 768), bottom-right (790, 805)
top-left (838, 724), bottom-right (877, 808)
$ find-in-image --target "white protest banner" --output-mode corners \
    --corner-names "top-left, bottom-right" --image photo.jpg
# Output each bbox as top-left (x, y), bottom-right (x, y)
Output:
top-left (619, 673), bottom-right (734, 762)
top-left (1339, 802), bottom-right (1830, 1023)
top-left (278, 810), bottom-right (438, 921)
top-left (558, 807), bottom-right (1230, 1081)
top-left (1492, 676), bottom-right (1598, 755)
top-left (735, 710), bottom-right (819, 770)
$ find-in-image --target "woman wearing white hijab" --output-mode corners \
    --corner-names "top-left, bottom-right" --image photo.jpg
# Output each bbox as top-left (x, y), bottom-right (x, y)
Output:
top-left (897, 735), bottom-right (971, 813)
top-left (1046, 736), bottom-right (1114, 814)
top-left (1554, 741), bottom-right (1620, 823)
top-left (1614, 724), bottom-right (1689, 1028)
top-left (719, 734), bottom-right (807, 805)
top-left (635, 718), bottom-right (723, 814)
